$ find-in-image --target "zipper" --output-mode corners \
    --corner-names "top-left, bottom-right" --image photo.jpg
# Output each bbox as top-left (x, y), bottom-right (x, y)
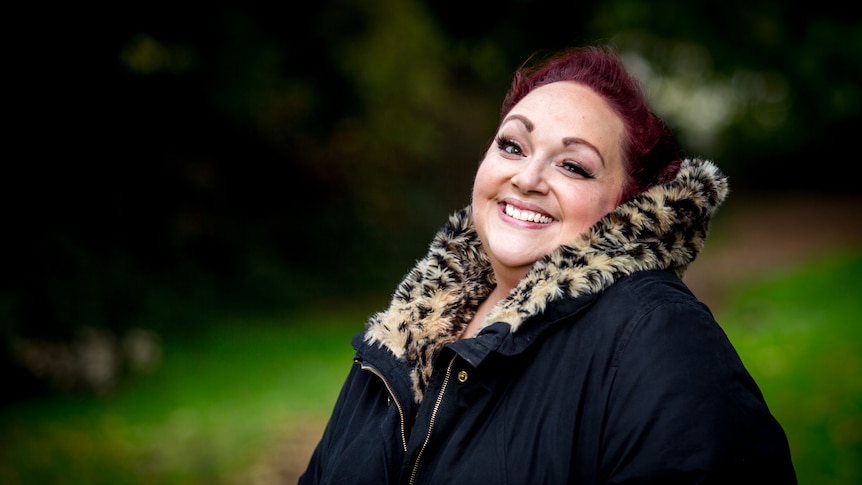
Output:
top-left (408, 354), bottom-right (458, 485)
top-left (356, 359), bottom-right (409, 452)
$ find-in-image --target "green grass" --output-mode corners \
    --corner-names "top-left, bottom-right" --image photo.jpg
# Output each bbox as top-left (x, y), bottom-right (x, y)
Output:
top-left (0, 250), bottom-right (860, 484)
top-left (717, 248), bottom-right (862, 485)
top-left (0, 305), bottom-right (367, 484)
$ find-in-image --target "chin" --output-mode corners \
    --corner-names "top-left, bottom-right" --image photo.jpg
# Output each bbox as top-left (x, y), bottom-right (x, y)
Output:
top-left (492, 249), bottom-right (544, 270)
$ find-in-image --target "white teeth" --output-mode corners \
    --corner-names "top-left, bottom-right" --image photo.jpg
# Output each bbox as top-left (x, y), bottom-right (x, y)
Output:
top-left (505, 204), bottom-right (553, 224)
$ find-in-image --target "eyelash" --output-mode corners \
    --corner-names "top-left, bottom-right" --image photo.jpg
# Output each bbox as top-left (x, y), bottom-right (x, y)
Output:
top-left (561, 161), bottom-right (594, 179)
top-left (495, 135), bottom-right (595, 179)
top-left (495, 136), bottom-right (522, 156)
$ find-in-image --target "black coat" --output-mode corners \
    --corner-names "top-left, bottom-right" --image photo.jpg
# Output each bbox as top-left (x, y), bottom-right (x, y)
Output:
top-left (299, 159), bottom-right (796, 484)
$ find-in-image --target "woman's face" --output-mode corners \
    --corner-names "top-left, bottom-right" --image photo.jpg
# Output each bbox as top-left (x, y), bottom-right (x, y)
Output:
top-left (472, 81), bottom-right (627, 287)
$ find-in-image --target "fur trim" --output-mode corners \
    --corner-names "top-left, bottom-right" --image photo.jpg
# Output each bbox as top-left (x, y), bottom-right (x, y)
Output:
top-left (364, 158), bottom-right (728, 403)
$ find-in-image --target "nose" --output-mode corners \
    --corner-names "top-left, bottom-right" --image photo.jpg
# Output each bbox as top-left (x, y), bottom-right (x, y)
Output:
top-left (511, 157), bottom-right (549, 194)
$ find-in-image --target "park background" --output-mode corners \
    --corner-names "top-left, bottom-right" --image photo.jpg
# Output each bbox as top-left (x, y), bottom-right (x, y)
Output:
top-left (1, 1), bottom-right (860, 483)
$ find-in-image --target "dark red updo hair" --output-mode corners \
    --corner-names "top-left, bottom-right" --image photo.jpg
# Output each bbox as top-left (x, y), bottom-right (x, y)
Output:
top-left (500, 46), bottom-right (681, 202)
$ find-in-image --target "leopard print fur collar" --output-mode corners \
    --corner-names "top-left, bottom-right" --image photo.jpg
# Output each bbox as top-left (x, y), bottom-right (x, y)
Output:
top-left (363, 158), bottom-right (728, 403)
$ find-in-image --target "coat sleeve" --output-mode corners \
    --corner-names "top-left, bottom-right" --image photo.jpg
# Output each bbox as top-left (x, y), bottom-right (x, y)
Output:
top-left (297, 359), bottom-right (407, 485)
top-left (297, 363), bottom-right (359, 485)
top-left (599, 299), bottom-right (797, 484)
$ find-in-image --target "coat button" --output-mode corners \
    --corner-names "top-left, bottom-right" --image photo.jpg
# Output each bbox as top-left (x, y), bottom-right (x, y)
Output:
top-left (457, 370), bottom-right (468, 383)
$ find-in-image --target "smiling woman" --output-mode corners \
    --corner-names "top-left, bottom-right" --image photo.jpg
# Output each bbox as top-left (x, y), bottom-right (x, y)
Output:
top-left (298, 45), bottom-right (797, 484)
top-left (470, 81), bottom-right (627, 311)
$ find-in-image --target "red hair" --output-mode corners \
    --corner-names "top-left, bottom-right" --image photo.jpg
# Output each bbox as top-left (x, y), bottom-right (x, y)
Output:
top-left (500, 46), bottom-right (681, 201)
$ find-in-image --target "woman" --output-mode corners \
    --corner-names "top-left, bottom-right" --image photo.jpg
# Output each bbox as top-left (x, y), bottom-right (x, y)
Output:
top-left (299, 45), bottom-right (796, 484)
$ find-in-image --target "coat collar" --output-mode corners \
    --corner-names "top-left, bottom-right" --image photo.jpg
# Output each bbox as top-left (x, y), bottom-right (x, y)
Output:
top-left (362, 158), bottom-right (728, 403)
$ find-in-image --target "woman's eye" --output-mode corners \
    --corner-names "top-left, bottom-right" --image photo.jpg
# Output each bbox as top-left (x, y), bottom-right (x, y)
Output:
top-left (496, 136), bottom-right (523, 156)
top-left (562, 160), bottom-right (595, 179)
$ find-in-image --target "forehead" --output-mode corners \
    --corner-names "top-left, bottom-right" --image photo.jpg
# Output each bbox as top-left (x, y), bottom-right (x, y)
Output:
top-left (511, 81), bottom-right (617, 119)
top-left (507, 81), bottom-right (625, 150)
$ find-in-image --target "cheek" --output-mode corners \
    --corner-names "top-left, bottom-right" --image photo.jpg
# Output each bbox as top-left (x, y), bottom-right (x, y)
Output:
top-left (471, 160), bottom-right (494, 201)
top-left (595, 188), bottom-right (622, 215)
top-left (561, 191), bottom-right (619, 228)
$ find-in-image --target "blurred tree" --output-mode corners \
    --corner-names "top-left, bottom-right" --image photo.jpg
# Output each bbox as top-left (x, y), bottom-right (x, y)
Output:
top-left (2, 0), bottom-right (859, 401)
top-left (585, 0), bottom-right (861, 190)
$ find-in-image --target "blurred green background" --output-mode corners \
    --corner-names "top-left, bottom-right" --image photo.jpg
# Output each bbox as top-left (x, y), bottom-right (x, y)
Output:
top-left (1, 1), bottom-right (860, 483)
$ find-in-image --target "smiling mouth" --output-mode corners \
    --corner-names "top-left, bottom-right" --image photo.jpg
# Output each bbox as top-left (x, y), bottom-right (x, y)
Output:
top-left (505, 203), bottom-right (554, 224)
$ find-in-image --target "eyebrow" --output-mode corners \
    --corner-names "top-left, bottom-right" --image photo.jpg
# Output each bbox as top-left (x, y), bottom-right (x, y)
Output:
top-left (563, 137), bottom-right (605, 167)
top-left (502, 113), bottom-right (606, 167)
top-left (502, 114), bottom-right (534, 132)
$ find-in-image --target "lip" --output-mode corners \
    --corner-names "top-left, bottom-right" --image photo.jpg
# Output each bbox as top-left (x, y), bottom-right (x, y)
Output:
top-left (499, 198), bottom-right (555, 225)
top-left (502, 197), bottom-right (549, 214)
